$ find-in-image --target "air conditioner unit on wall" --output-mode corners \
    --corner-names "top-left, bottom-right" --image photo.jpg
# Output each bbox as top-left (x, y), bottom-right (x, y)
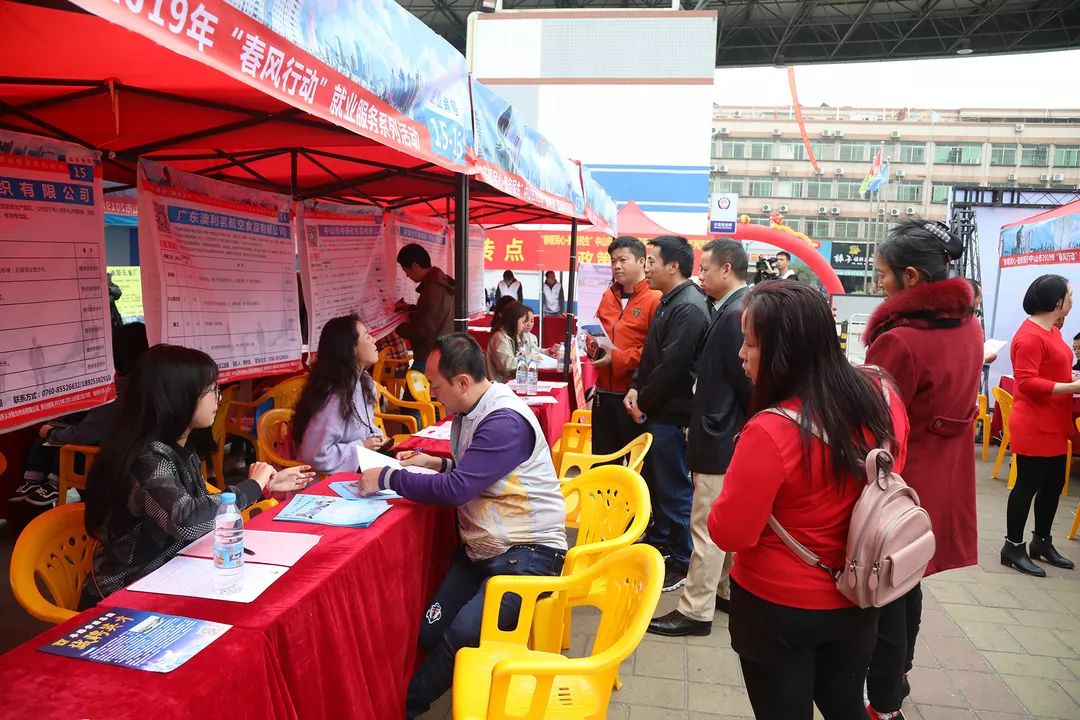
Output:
top-left (1007, 173), bottom-right (1018, 181)
top-left (835, 168), bottom-right (845, 175)
top-left (779, 204), bottom-right (789, 212)
top-left (818, 205), bottom-right (828, 214)
top-left (890, 209), bottom-right (901, 217)
top-left (906, 207), bottom-right (916, 215)
top-left (770, 166), bottom-right (782, 174)
top-left (814, 168), bottom-right (826, 175)
top-left (733, 110), bottom-right (743, 118)
top-left (762, 203), bottom-right (772, 212)
top-left (772, 128), bottom-right (782, 137)
top-left (1040, 174), bottom-right (1051, 181)
top-left (1053, 174), bottom-right (1064, 182)
top-left (716, 165), bottom-right (728, 173)
top-left (890, 131), bottom-right (901, 139)
top-left (718, 127), bottom-right (730, 135)
top-left (1015, 123), bottom-right (1024, 133)
top-left (894, 169), bottom-right (905, 178)
top-left (821, 130), bottom-right (832, 137)
top-left (834, 130), bottom-right (845, 138)
top-left (831, 207), bottom-right (841, 214)
top-left (877, 208), bottom-right (886, 216)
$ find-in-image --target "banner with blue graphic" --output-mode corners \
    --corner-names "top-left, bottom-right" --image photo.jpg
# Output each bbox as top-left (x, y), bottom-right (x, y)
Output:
top-left (581, 164), bottom-right (618, 236)
top-left (470, 79), bottom-right (585, 219)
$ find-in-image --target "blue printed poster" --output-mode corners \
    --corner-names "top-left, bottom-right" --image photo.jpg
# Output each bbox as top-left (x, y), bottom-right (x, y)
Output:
top-left (40, 607), bottom-right (230, 673)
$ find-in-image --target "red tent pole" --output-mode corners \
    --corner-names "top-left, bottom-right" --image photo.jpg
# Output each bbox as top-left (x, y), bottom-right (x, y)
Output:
top-left (562, 218), bottom-right (579, 380)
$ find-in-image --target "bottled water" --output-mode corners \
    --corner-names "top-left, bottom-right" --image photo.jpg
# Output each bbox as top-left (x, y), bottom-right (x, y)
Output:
top-left (526, 356), bottom-right (538, 395)
top-left (213, 492), bottom-right (244, 595)
top-left (515, 348), bottom-right (528, 389)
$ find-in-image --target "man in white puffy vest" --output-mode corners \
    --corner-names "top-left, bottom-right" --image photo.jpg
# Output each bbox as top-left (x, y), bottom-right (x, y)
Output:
top-left (359, 333), bottom-right (566, 718)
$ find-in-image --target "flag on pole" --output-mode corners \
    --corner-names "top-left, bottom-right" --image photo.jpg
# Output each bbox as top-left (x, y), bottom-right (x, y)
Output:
top-left (859, 148), bottom-right (884, 197)
top-left (868, 161), bottom-right (891, 193)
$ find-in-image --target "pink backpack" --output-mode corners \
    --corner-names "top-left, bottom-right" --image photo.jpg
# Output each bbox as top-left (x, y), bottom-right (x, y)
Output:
top-left (762, 391), bottom-right (935, 608)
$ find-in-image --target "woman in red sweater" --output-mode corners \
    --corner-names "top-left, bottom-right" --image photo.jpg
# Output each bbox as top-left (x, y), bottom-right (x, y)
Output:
top-left (708, 282), bottom-right (909, 720)
top-left (1003, 274), bottom-right (1078, 576)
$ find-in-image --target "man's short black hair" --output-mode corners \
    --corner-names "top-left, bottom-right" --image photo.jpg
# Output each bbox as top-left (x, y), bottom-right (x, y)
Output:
top-left (1022, 274), bottom-right (1070, 315)
top-left (1074, 331), bottom-right (1080, 342)
top-left (433, 333), bottom-right (487, 382)
top-left (648, 235), bottom-right (694, 279)
top-left (545, 270), bottom-right (556, 279)
top-left (703, 239), bottom-right (749, 281)
top-left (396, 243), bottom-right (432, 269)
top-left (776, 251), bottom-right (792, 261)
top-left (608, 235), bottom-right (646, 260)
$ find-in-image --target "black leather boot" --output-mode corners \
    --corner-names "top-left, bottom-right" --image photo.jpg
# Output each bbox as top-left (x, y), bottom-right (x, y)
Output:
top-left (1029, 535), bottom-right (1075, 570)
top-left (1000, 539), bottom-right (1046, 577)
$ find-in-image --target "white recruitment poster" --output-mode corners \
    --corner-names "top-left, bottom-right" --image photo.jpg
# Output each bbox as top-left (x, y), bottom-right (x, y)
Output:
top-left (384, 212), bottom-right (452, 305)
top-left (0, 130), bottom-right (115, 431)
top-left (297, 200), bottom-right (401, 347)
top-left (137, 160), bottom-right (302, 382)
top-left (468, 225), bottom-right (487, 316)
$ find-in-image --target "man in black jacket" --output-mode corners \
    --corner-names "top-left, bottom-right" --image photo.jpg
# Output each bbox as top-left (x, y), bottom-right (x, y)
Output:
top-left (625, 236), bottom-right (709, 591)
top-left (648, 239), bottom-right (753, 635)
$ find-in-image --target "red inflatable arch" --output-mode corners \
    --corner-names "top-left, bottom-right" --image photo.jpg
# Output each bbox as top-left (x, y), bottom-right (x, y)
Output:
top-left (727, 223), bottom-right (846, 295)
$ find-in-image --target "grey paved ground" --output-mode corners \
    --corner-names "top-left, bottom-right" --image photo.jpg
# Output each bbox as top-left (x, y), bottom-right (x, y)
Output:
top-left (421, 448), bottom-right (1080, 719)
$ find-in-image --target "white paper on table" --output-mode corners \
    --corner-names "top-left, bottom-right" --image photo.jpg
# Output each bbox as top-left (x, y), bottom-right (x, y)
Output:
top-left (180, 529), bottom-right (320, 567)
top-left (536, 380), bottom-right (568, 390)
top-left (534, 354), bottom-right (559, 370)
top-left (413, 424), bottom-right (452, 440)
top-left (522, 395), bottom-right (560, 406)
top-left (127, 556), bottom-right (287, 603)
top-left (356, 445), bottom-right (437, 473)
top-left (984, 338), bottom-right (1008, 356)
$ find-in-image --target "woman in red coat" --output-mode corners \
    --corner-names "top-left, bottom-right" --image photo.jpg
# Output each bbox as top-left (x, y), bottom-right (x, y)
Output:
top-left (709, 282), bottom-right (909, 720)
top-left (1002, 274), bottom-right (1078, 576)
top-left (863, 220), bottom-right (983, 720)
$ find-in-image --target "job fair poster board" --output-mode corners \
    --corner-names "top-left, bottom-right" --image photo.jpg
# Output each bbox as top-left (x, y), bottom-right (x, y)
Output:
top-left (297, 200), bottom-right (402, 349)
top-left (998, 198), bottom-right (1080, 269)
top-left (107, 265), bottom-right (144, 321)
top-left (468, 225), bottom-right (487, 316)
top-left (0, 130), bottom-right (116, 432)
top-left (137, 160), bottom-right (303, 381)
top-left (575, 262), bottom-right (614, 328)
top-left (385, 212), bottom-right (452, 306)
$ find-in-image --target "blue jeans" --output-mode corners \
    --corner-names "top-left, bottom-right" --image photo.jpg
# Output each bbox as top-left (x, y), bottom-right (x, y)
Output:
top-left (642, 421), bottom-right (693, 572)
top-left (406, 543), bottom-right (566, 718)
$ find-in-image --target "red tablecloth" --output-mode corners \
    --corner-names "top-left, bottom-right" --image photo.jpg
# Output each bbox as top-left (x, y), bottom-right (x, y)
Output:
top-left (0, 611), bottom-right (295, 720)
top-left (990, 375), bottom-right (1080, 441)
top-left (3, 481), bottom-right (456, 719)
top-left (396, 383), bottom-right (572, 458)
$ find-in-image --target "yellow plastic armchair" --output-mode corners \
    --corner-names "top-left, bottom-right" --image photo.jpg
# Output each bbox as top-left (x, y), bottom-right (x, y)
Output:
top-left (242, 498), bottom-right (279, 522)
top-left (533, 466), bottom-right (652, 655)
top-left (406, 370), bottom-right (447, 421)
top-left (551, 412), bottom-right (593, 470)
top-left (225, 375), bottom-right (308, 448)
top-left (558, 432), bottom-right (653, 480)
top-left (452, 544), bottom-right (664, 720)
top-left (372, 348), bottom-right (410, 397)
top-left (10, 503), bottom-right (96, 624)
top-left (57, 445), bottom-right (101, 506)
top-left (256, 409), bottom-right (303, 468)
top-left (374, 416), bottom-right (413, 448)
top-left (207, 385), bottom-right (238, 489)
top-left (375, 382), bottom-right (435, 430)
top-left (991, 387), bottom-right (1018, 487)
top-left (975, 393), bottom-right (991, 462)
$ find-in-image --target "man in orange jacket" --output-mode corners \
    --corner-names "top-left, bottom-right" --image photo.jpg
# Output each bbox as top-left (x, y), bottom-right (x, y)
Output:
top-left (584, 236), bottom-right (661, 455)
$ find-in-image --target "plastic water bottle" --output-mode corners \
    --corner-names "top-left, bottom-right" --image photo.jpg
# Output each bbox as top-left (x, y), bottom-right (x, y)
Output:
top-left (515, 348), bottom-right (528, 390)
top-left (213, 492), bottom-right (244, 595)
top-left (526, 356), bottom-right (538, 395)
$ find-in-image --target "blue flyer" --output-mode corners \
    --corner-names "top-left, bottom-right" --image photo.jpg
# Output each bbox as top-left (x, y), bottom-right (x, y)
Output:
top-left (274, 494), bottom-right (391, 527)
top-left (40, 607), bottom-right (230, 673)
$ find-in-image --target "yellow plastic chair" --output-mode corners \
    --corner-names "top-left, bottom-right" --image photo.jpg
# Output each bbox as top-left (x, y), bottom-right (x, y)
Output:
top-left (551, 411), bottom-right (593, 471)
top-left (991, 387), bottom-right (1018, 488)
top-left (10, 503), bottom-right (96, 624)
top-left (57, 445), bottom-right (101, 506)
top-left (375, 381), bottom-right (435, 430)
top-left (256, 408), bottom-right (303, 468)
top-left (374, 415), bottom-right (413, 448)
top-left (406, 370), bottom-right (447, 421)
top-left (242, 498), bottom-right (279, 522)
top-left (533, 466), bottom-right (652, 656)
top-left (372, 347), bottom-right (411, 398)
top-left (225, 375), bottom-right (307, 450)
top-left (452, 544), bottom-right (664, 720)
top-left (975, 393), bottom-right (991, 462)
top-left (558, 432), bottom-right (653, 480)
top-left (207, 385), bottom-right (238, 489)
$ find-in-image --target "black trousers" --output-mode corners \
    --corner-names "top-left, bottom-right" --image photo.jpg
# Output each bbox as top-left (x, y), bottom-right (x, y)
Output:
top-left (729, 581), bottom-right (880, 720)
top-left (1006, 453), bottom-right (1068, 543)
top-left (590, 390), bottom-right (642, 456)
top-left (867, 584), bottom-right (922, 713)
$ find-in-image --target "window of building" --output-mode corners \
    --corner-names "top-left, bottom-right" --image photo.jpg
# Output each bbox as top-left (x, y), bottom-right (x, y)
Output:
top-left (897, 142), bottom-right (926, 164)
top-left (747, 177), bottom-right (774, 197)
top-left (990, 144), bottom-right (1017, 166)
top-left (718, 140), bottom-right (746, 160)
top-left (777, 141), bottom-right (824, 161)
top-left (780, 217), bottom-right (802, 231)
top-left (1020, 144), bottom-right (1050, 167)
top-left (836, 179), bottom-right (864, 200)
top-left (711, 177), bottom-right (745, 195)
top-left (749, 140), bottom-right (775, 160)
top-left (805, 179), bottom-right (833, 199)
top-left (805, 219), bottom-right (830, 238)
top-left (934, 143), bottom-right (981, 165)
top-left (775, 179), bottom-right (804, 199)
top-left (834, 218), bottom-right (861, 239)
top-left (1053, 145), bottom-right (1080, 167)
top-left (838, 142), bottom-right (875, 163)
top-left (931, 184), bottom-right (951, 204)
top-left (894, 181), bottom-right (923, 203)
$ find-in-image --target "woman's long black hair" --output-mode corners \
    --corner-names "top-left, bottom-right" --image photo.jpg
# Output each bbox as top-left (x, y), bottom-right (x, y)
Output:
top-left (84, 344), bottom-right (218, 541)
top-left (292, 313), bottom-right (374, 446)
top-left (877, 218), bottom-right (965, 284)
top-left (744, 282), bottom-right (896, 483)
top-left (494, 302), bottom-right (530, 353)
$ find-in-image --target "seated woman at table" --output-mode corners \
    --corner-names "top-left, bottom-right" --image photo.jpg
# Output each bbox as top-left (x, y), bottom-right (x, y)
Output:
top-left (485, 301), bottom-right (537, 382)
top-left (293, 313), bottom-right (387, 475)
top-left (1001, 274), bottom-right (1079, 577)
top-left (81, 345), bottom-right (314, 607)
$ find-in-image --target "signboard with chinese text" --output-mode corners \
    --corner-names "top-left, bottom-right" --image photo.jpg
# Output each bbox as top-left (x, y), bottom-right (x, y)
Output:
top-left (468, 225), bottom-right (487, 315)
top-left (830, 241), bottom-right (876, 271)
top-left (0, 129), bottom-right (116, 432)
top-left (709, 192), bottom-right (738, 234)
top-left (999, 198), bottom-right (1080, 268)
top-left (137, 159), bottom-right (303, 382)
top-left (107, 265), bottom-right (144, 321)
top-left (484, 228), bottom-right (715, 272)
top-left (67, 0), bottom-right (471, 171)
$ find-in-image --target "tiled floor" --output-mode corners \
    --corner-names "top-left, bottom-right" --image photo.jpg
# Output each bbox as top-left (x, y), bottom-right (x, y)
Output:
top-left (420, 449), bottom-right (1080, 719)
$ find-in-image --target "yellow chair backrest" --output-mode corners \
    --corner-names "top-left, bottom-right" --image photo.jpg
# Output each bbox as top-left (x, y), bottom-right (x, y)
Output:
top-left (265, 375), bottom-right (307, 409)
top-left (10, 503), bottom-right (96, 624)
top-left (57, 445), bottom-right (101, 506)
top-left (406, 370), bottom-right (446, 420)
top-left (569, 409), bottom-right (592, 425)
top-left (256, 408), bottom-right (303, 468)
top-left (558, 432), bottom-right (653, 479)
top-left (208, 385), bottom-right (238, 489)
top-left (242, 498), bottom-right (279, 523)
top-left (992, 387), bottom-right (1014, 430)
top-left (375, 381), bottom-right (435, 430)
top-left (372, 348), bottom-right (410, 396)
top-left (977, 393), bottom-right (988, 418)
top-left (225, 375), bottom-right (308, 443)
